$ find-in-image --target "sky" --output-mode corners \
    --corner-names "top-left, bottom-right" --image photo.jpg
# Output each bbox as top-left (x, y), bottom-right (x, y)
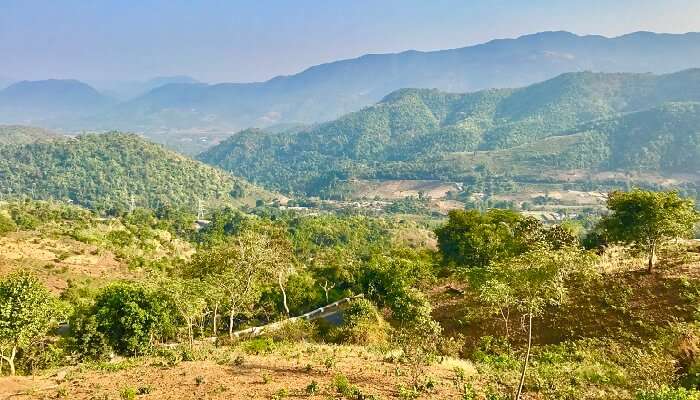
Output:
top-left (1, 0), bottom-right (699, 83)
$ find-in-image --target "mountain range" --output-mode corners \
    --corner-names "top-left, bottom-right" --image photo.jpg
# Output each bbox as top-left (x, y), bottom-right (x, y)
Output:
top-left (1, 31), bottom-right (700, 140)
top-left (198, 69), bottom-right (700, 196)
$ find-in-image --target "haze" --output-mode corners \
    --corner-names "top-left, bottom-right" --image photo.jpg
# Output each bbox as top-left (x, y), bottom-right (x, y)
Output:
top-left (1, 0), bottom-right (699, 83)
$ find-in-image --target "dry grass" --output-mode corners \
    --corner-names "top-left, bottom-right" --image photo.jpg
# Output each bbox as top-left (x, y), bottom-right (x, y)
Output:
top-left (1, 343), bottom-right (470, 399)
top-left (0, 231), bottom-right (136, 293)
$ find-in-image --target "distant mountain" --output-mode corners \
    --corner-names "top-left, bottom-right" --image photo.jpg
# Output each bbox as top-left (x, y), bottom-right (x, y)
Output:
top-left (0, 77), bottom-right (13, 90)
top-left (0, 79), bottom-right (114, 125)
top-left (93, 75), bottom-right (201, 100)
top-left (0, 125), bottom-right (58, 145)
top-left (96, 31), bottom-right (700, 132)
top-left (0, 133), bottom-right (275, 212)
top-left (198, 69), bottom-right (700, 195)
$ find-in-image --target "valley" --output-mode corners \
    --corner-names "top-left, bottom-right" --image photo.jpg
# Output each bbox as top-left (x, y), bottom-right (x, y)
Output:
top-left (2, 10), bottom-right (700, 399)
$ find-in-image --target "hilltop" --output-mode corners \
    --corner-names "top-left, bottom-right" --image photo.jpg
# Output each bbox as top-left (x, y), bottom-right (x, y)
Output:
top-left (95, 31), bottom-right (700, 133)
top-left (0, 133), bottom-right (275, 212)
top-left (199, 69), bottom-right (700, 196)
top-left (0, 79), bottom-right (114, 125)
top-left (3, 31), bottom-right (700, 140)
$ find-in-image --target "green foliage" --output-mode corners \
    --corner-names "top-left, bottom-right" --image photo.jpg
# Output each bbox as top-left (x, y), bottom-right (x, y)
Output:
top-left (0, 270), bottom-right (59, 375)
top-left (199, 70), bottom-right (700, 196)
top-left (0, 132), bottom-right (269, 213)
top-left (69, 307), bottom-right (113, 361)
top-left (89, 282), bottom-right (176, 355)
top-left (598, 190), bottom-right (699, 270)
top-left (333, 299), bottom-right (388, 345)
top-left (241, 337), bottom-right (276, 355)
top-left (392, 302), bottom-right (445, 387)
top-left (186, 229), bottom-right (293, 335)
top-left (636, 387), bottom-right (700, 400)
top-left (435, 209), bottom-right (577, 269)
top-left (119, 386), bottom-right (137, 400)
top-left (358, 249), bottom-right (435, 322)
top-left (476, 246), bottom-right (597, 317)
top-left (0, 211), bottom-right (16, 235)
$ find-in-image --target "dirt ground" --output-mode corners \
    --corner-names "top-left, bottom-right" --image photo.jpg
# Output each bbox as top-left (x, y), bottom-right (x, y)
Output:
top-left (349, 180), bottom-right (461, 200)
top-left (0, 231), bottom-right (132, 293)
top-left (0, 344), bottom-right (474, 399)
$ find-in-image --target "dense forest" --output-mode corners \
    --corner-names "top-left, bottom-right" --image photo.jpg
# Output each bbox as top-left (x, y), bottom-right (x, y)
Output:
top-left (0, 133), bottom-right (274, 213)
top-left (199, 70), bottom-right (700, 196)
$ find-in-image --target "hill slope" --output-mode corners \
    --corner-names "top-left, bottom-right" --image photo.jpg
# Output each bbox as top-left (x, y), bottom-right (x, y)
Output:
top-left (89, 31), bottom-right (700, 132)
top-left (445, 102), bottom-right (700, 175)
top-left (199, 70), bottom-right (700, 195)
top-left (0, 133), bottom-right (274, 212)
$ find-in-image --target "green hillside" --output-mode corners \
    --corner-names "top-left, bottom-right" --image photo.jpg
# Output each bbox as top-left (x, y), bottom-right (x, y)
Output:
top-left (0, 133), bottom-right (274, 212)
top-left (453, 102), bottom-right (700, 175)
top-left (0, 125), bottom-right (57, 145)
top-left (199, 70), bottom-right (700, 195)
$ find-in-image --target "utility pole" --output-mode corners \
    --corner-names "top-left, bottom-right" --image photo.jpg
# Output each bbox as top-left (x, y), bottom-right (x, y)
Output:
top-left (197, 199), bottom-right (206, 220)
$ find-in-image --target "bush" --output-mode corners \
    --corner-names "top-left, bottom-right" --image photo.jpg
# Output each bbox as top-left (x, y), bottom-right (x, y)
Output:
top-left (334, 299), bottom-right (388, 345)
top-left (242, 337), bottom-right (277, 355)
top-left (70, 308), bottom-right (113, 361)
top-left (0, 212), bottom-right (16, 235)
top-left (267, 319), bottom-right (318, 343)
top-left (636, 387), bottom-right (700, 400)
top-left (90, 282), bottom-right (176, 355)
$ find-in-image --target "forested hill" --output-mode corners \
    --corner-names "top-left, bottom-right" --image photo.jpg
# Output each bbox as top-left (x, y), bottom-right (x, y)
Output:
top-left (199, 69), bottom-right (700, 195)
top-left (0, 133), bottom-right (274, 213)
top-left (0, 125), bottom-right (57, 145)
top-left (446, 102), bottom-right (700, 175)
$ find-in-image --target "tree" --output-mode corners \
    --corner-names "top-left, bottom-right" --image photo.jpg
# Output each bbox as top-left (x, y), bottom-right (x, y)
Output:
top-left (435, 209), bottom-right (577, 269)
top-left (0, 271), bottom-right (58, 375)
top-left (600, 190), bottom-right (698, 272)
top-left (472, 246), bottom-right (597, 399)
top-left (435, 209), bottom-right (523, 268)
top-left (160, 278), bottom-right (207, 349)
top-left (187, 230), bottom-right (291, 337)
top-left (91, 282), bottom-right (175, 355)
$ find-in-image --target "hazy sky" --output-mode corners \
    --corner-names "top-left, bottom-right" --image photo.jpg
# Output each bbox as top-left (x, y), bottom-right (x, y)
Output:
top-left (1, 0), bottom-right (699, 83)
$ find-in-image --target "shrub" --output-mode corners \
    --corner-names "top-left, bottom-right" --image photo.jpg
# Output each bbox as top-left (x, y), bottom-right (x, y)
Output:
top-left (90, 282), bottom-right (176, 355)
top-left (334, 299), bottom-right (388, 345)
top-left (119, 386), bottom-right (137, 400)
top-left (69, 308), bottom-right (113, 361)
top-left (242, 337), bottom-right (276, 355)
top-left (0, 212), bottom-right (16, 235)
top-left (267, 319), bottom-right (318, 343)
top-left (636, 387), bottom-right (700, 400)
top-left (333, 374), bottom-right (354, 396)
top-left (305, 380), bottom-right (319, 395)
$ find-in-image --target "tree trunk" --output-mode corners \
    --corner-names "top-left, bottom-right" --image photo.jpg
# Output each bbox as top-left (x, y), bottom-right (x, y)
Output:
top-left (501, 308), bottom-right (510, 340)
top-left (212, 303), bottom-right (218, 336)
top-left (187, 319), bottom-right (194, 350)
top-left (229, 308), bottom-right (235, 339)
top-left (515, 312), bottom-right (533, 400)
top-left (647, 243), bottom-right (656, 273)
top-left (1, 346), bottom-right (17, 376)
top-left (279, 275), bottom-right (290, 316)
